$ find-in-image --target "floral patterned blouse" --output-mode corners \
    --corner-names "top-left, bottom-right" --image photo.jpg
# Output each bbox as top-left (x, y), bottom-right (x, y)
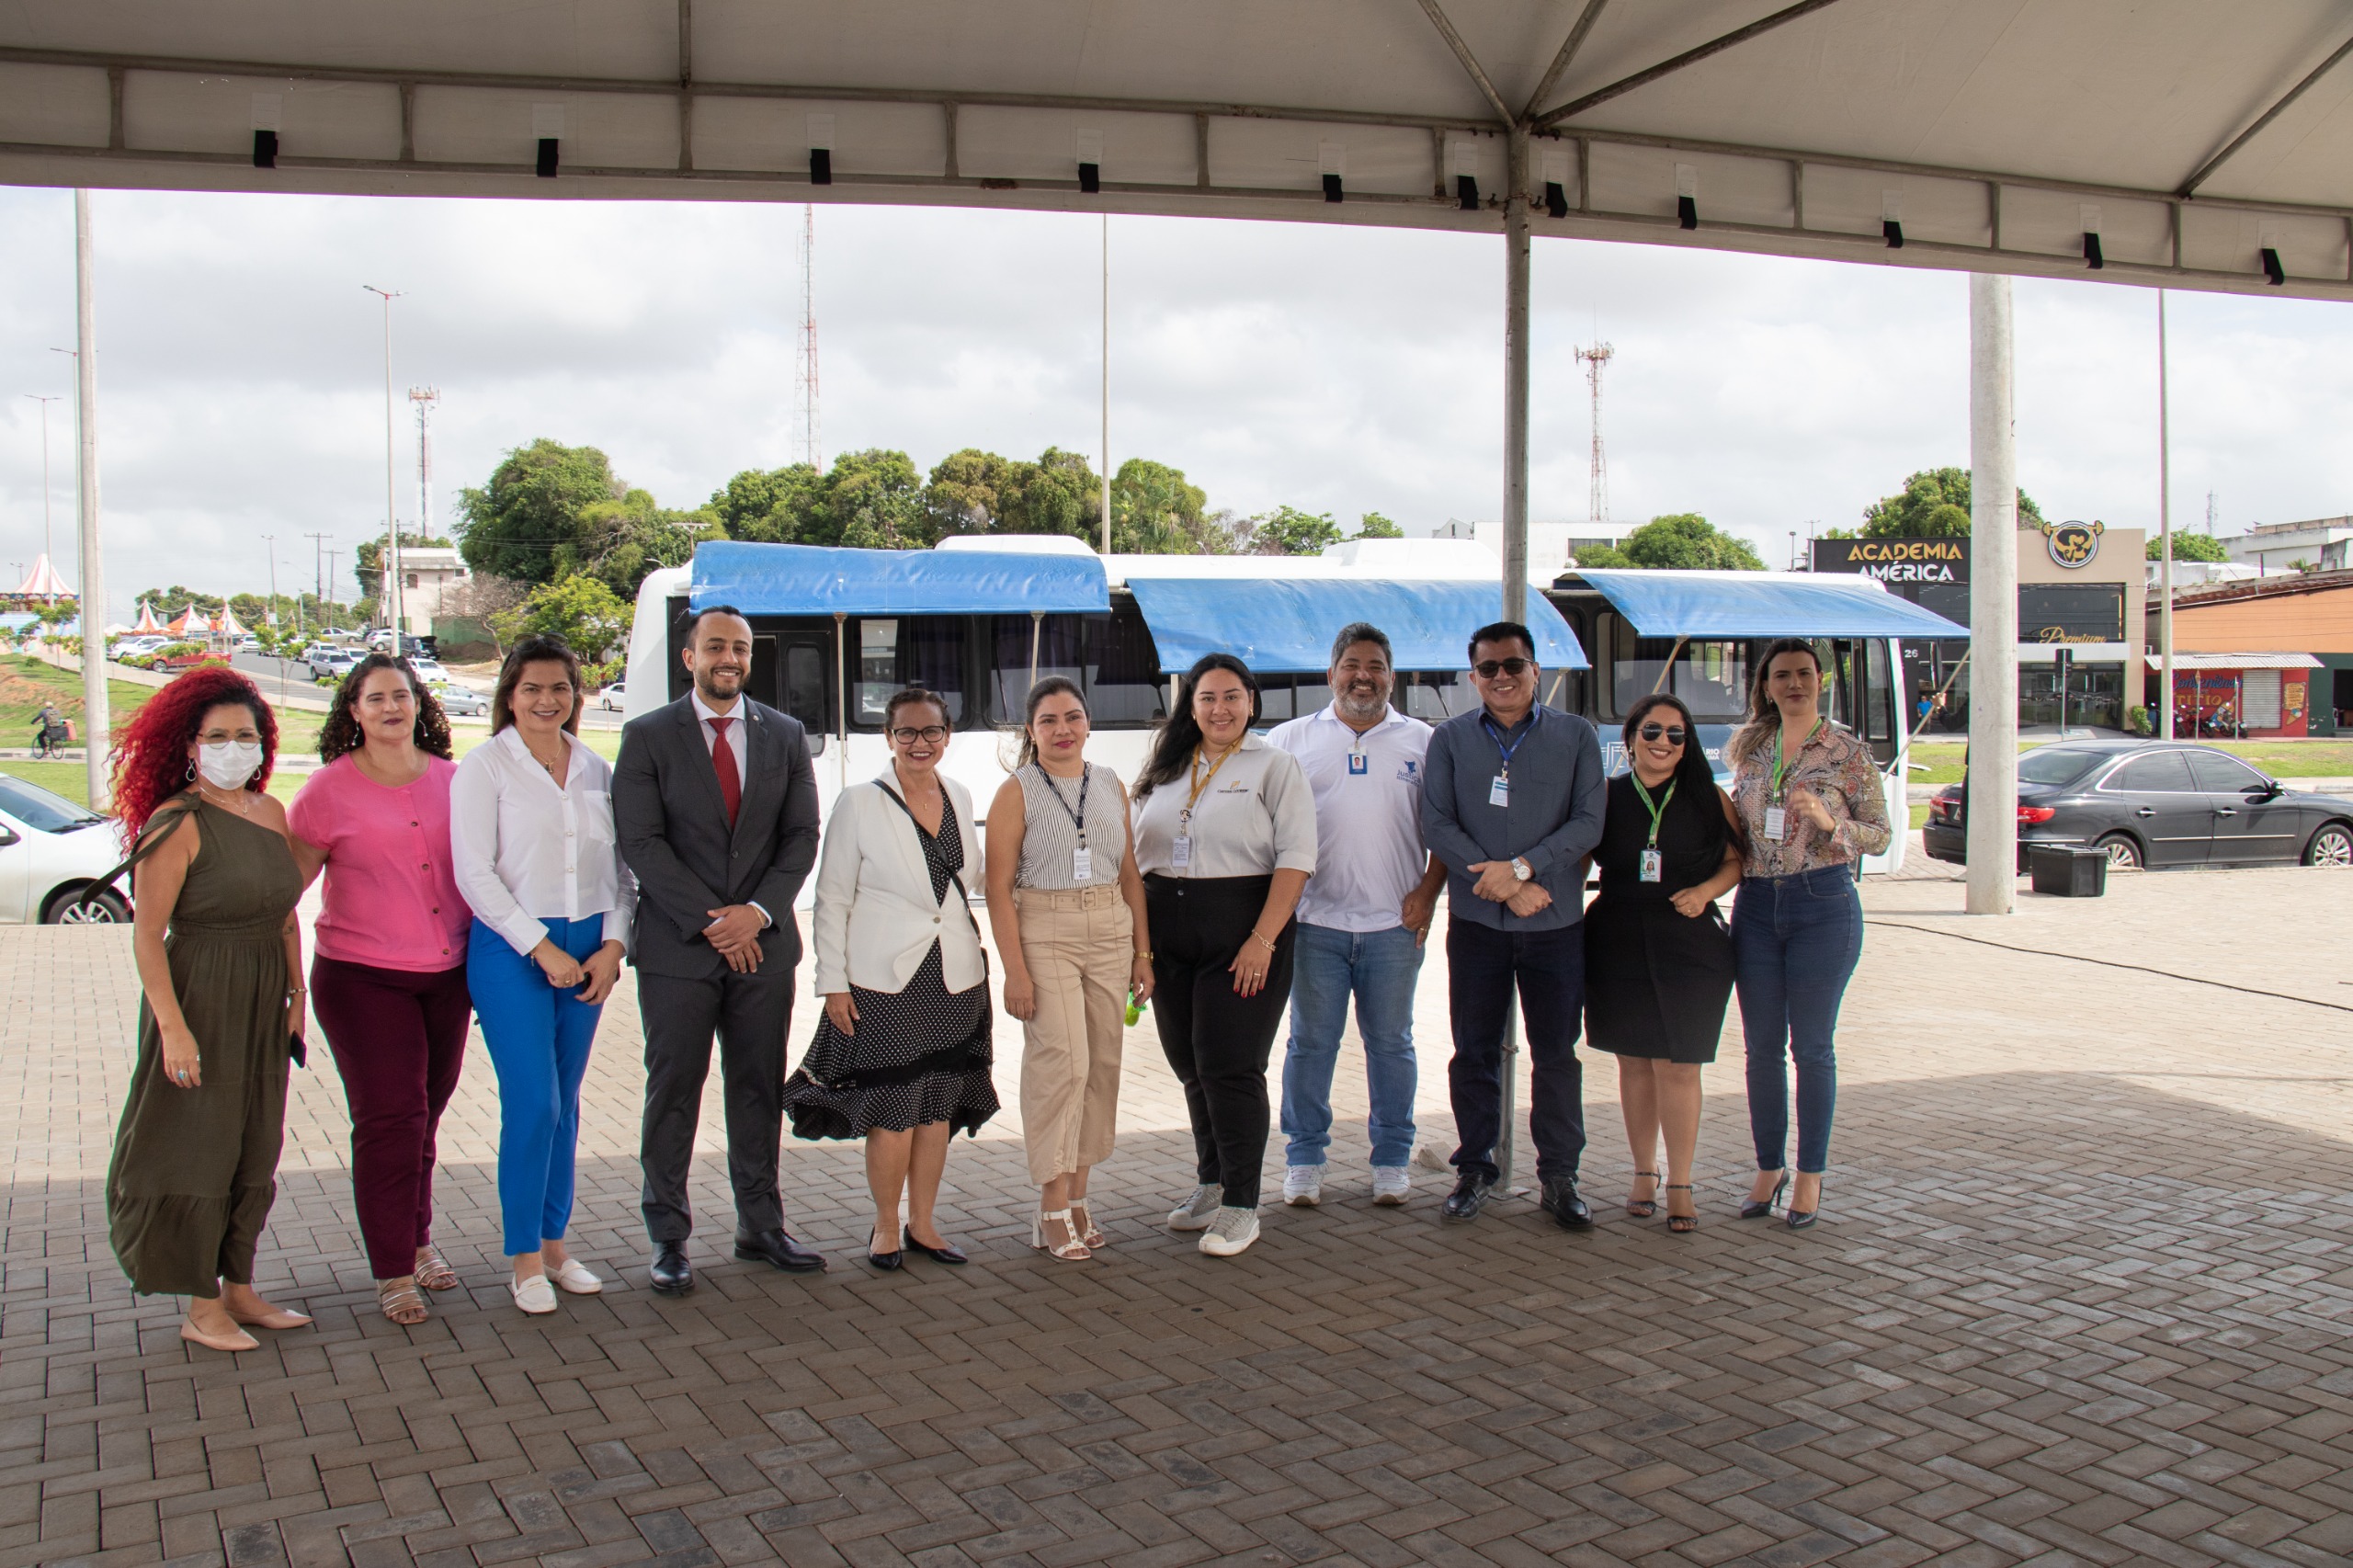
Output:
top-left (1729, 720), bottom-right (1893, 879)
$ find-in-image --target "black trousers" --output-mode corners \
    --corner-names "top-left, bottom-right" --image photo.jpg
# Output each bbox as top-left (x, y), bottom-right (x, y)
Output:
top-left (1144, 873), bottom-right (1295, 1210)
top-left (1446, 917), bottom-right (1587, 1186)
top-left (637, 964), bottom-right (793, 1244)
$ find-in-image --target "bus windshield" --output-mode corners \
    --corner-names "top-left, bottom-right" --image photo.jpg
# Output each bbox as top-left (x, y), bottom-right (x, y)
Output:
top-left (1601, 617), bottom-right (1750, 721)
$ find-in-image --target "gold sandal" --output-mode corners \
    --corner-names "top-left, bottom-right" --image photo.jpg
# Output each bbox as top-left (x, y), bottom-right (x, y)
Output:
top-left (378, 1278), bottom-right (429, 1325)
top-left (414, 1245), bottom-right (459, 1291)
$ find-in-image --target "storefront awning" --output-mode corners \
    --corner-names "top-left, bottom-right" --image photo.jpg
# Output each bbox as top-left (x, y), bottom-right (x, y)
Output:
top-left (1126, 577), bottom-right (1587, 675)
top-left (1574, 570), bottom-right (1970, 639)
top-left (2144, 652), bottom-right (2323, 671)
top-left (688, 541), bottom-right (1109, 616)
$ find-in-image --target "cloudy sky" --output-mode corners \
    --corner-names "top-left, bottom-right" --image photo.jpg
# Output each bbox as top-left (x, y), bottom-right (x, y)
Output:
top-left (1, 181), bottom-right (2348, 619)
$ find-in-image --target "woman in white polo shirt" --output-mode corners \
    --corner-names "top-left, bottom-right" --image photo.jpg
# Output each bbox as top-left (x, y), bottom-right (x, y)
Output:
top-left (1131, 653), bottom-right (1317, 1257)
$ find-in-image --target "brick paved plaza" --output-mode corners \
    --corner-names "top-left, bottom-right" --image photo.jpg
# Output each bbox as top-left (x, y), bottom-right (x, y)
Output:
top-left (6, 857), bottom-right (2350, 1568)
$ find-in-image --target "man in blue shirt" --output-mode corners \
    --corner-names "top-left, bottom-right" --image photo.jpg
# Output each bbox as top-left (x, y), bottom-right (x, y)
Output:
top-left (1419, 620), bottom-right (1608, 1228)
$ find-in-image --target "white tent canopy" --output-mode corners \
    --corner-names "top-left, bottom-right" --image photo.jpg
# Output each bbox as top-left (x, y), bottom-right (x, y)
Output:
top-left (2, 1), bottom-right (2348, 299)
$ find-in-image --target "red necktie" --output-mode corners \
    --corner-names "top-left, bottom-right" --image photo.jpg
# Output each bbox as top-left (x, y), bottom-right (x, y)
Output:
top-left (709, 715), bottom-right (742, 827)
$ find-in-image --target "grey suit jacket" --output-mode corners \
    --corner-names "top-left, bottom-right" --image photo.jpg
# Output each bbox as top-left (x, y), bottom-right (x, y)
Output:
top-left (612, 694), bottom-right (822, 981)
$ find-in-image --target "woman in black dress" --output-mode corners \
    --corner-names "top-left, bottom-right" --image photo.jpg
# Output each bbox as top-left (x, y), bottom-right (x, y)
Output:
top-left (1584, 693), bottom-right (1743, 1233)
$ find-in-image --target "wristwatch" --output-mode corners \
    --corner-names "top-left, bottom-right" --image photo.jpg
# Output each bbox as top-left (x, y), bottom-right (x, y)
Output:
top-left (1511, 857), bottom-right (1532, 881)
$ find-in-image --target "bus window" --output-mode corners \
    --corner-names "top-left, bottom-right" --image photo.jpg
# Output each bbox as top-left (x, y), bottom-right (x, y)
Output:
top-left (1864, 639), bottom-right (1893, 744)
top-left (851, 616), bottom-right (968, 727)
top-left (1257, 677), bottom-right (1295, 723)
top-left (782, 642), bottom-right (828, 734)
top-left (1293, 678), bottom-right (1330, 717)
top-left (1083, 608), bottom-right (1166, 726)
top-left (992, 614), bottom-right (1082, 722)
top-left (1603, 616), bottom-right (1748, 720)
top-left (1403, 670), bottom-right (1480, 722)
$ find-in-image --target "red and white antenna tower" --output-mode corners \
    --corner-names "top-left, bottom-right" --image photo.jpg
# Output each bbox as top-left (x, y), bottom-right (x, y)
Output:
top-left (794, 206), bottom-right (822, 471)
top-left (408, 386), bottom-right (439, 540)
top-left (1575, 341), bottom-right (1614, 526)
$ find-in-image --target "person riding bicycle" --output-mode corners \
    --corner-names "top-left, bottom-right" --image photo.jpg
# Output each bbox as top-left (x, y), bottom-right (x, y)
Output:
top-left (33, 702), bottom-right (68, 757)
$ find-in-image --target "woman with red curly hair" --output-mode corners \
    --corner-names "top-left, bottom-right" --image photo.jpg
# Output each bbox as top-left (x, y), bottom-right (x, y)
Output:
top-left (104, 665), bottom-right (313, 1353)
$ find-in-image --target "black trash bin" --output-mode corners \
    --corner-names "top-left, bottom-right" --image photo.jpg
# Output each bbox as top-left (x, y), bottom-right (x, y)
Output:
top-left (2029, 844), bottom-right (2107, 898)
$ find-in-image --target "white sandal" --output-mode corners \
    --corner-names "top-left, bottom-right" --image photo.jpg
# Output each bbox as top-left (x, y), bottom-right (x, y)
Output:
top-left (1069, 1199), bottom-right (1106, 1250)
top-left (1030, 1208), bottom-right (1091, 1261)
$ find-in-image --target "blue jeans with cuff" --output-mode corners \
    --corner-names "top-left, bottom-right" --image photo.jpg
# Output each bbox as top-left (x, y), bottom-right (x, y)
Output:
top-left (1280, 922), bottom-right (1424, 1169)
top-left (1733, 865), bottom-right (1862, 1176)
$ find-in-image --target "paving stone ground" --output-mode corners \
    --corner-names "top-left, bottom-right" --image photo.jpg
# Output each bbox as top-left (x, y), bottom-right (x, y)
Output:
top-left (6, 848), bottom-right (2351, 1568)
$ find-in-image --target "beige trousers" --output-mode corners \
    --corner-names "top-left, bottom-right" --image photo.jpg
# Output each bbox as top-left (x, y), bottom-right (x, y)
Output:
top-left (1013, 884), bottom-right (1132, 1187)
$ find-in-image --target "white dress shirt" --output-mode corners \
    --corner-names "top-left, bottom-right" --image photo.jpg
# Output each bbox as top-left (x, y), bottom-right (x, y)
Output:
top-left (1267, 703), bottom-right (1434, 932)
top-left (1130, 733), bottom-right (1318, 881)
top-left (450, 727), bottom-right (637, 957)
top-left (690, 687), bottom-right (751, 793)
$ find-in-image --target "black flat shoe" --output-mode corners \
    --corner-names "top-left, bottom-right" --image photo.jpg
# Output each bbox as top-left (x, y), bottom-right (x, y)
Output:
top-left (735, 1228), bottom-right (827, 1273)
top-left (648, 1241), bottom-right (694, 1295)
top-left (1739, 1172), bottom-right (1789, 1220)
top-left (865, 1233), bottom-right (904, 1271)
top-left (903, 1228), bottom-right (967, 1265)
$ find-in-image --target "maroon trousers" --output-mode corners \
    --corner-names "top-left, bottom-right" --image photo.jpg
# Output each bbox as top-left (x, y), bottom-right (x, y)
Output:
top-left (311, 955), bottom-right (472, 1279)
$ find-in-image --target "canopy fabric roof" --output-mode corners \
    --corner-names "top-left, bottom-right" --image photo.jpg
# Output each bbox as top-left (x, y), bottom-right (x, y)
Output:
top-left (130, 599), bottom-right (163, 631)
top-left (2, 2), bottom-right (2348, 299)
top-left (687, 540), bottom-right (1109, 616)
top-left (14, 555), bottom-right (70, 597)
top-left (1574, 568), bottom-right (1969, 638)
top-left (1126, 575), bottom-right (1588, 675)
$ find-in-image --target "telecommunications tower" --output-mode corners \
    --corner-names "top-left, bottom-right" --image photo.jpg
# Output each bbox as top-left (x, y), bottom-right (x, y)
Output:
top-left (1575, 342), bottom-right (1615, 526)
top-left (794, 206), bottom-right (822, 471)
top-left (409, 387), bottom-right (439, 541)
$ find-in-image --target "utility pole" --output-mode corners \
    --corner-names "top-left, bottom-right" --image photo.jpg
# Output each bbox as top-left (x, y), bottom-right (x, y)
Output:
top-left (2157, 290), bottom-right (2175, 741)
top-left (305, 530), bottom-right (330, 617)
top-left (362, 285), bottom-right (404, 647)
top-left (260, 533), bottom-right (278, 627)
top-left (23, 394), bottom-right (61, 565)
top-left (409, 387), bottom-right (439, 540)
top-left (794, 207), bottom-right (821, 471)
top-left (72, 191), bottom-right (108, 811)
top-left (326, 550), bottom-right (341, 618)
top-left (1101, 212), bottom-right (1112, 556)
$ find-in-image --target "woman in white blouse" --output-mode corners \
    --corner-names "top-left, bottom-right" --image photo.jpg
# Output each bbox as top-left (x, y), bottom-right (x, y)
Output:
top-left (1130, 653), bottom-right (1317, 1258)
top-left (449, 636), bottom-right (635, 1315)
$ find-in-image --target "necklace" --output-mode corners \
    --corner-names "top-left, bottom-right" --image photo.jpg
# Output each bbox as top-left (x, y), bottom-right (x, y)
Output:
top-left (199, 784), bottom-right (255, 818)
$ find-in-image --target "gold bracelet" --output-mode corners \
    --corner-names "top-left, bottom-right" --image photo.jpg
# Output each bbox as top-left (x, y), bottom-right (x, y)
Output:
top-left (1249, 930), bottom-right (1279, 952)
top-left (1133, 949), bottom-right (1154, 962)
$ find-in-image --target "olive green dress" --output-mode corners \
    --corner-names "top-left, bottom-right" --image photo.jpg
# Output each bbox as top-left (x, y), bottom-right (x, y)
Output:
top-left (107, 799), bottom-right (304, 1297)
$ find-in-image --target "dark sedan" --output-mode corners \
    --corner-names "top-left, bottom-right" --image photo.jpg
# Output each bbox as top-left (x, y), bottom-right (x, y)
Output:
top-left (1924, 741), bottom-right (2353, 871)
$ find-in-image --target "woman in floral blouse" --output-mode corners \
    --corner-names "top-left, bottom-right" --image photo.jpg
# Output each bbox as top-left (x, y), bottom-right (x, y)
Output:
top-left (1725, 639), bottom-right (1891, 1230)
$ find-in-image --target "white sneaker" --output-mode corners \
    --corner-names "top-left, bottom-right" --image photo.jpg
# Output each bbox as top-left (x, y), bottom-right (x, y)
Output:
top-left (510, 1273), bottom-right (557, 1314)
top-left (1168, 1183), bottom-right (1222, 1231)
top-left (549, 1257), bottom-right (604, 1294)
top-left (1282, 1165), bottom-right (1324, 1207)
top-left (1198, 1207), bottom-right (1260, 1256)
top-left (1371, 1167), bottom-right (1412, 1206)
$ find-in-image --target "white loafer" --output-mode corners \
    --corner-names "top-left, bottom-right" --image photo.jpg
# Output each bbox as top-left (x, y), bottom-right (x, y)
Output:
top-left (511, 1273), bottom-right (558, 1314)
top-left (550, 1258), bottom-right (604, 1295)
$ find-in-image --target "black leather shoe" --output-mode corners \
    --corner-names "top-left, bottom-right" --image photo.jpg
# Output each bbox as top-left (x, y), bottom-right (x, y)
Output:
top-left (735, 1228), bottom-right (826, 1273)
top-left (1539, 1178), bottom-right (1594, 1231)
top-left (865, 1230), bottom-right (904, 1271)
top-left (649, 1241), bottom-right (694, 1295)
top-left (903, 1228), bottom-right (968, 1265)
top-left (1442, 1172), bottom-right (1494, 1223)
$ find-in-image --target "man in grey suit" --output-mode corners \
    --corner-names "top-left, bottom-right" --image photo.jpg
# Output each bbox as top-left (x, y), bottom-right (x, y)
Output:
top-left (614, 604), bottom-right (824, 1291)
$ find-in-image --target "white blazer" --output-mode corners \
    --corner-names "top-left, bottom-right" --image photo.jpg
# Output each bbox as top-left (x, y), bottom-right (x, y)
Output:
top-left (812, 773), bottom-right (986, 996)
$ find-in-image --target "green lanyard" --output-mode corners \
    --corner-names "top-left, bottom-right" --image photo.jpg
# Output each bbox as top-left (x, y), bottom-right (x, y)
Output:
top-left (1771, 718), bottom-right (1824, 801)
top-left (1629, 775), bottom-right (1677, 848)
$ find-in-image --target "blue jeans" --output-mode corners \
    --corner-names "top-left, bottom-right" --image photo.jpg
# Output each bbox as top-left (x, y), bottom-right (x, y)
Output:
top-left (469, 916), bottom-right (609, 1256)
top-left (1732, 867), bottom-right (1862, 1176)
top-left (1446, 918), bottom-right (1587, 1185)
top-left (1280, 922), bottom-right (1424, 1169)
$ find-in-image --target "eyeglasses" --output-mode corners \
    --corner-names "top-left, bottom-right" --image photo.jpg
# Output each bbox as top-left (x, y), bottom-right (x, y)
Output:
top-left (889, 725), bottom-right (949, 744)
top-left (1473, 657), bottom-right (1533, 678)
top-left (1638, 722), bottom-right (1688, 744)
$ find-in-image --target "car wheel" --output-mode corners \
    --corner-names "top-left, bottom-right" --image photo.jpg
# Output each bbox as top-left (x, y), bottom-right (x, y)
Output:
top-left (2303, 822), bottom-right (2353, 868)
top-left (48, 886), bottom-right (129, 924)
top-left (2094, 832), bottom-right (2143, 870)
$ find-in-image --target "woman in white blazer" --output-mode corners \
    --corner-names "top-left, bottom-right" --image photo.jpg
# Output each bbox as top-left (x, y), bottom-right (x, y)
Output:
top-left (783, 688), bottom-right (998, 1270)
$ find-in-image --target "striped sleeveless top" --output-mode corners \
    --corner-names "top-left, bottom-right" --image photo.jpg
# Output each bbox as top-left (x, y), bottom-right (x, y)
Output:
top-left (1014, 763), bottom-right (1127, 889)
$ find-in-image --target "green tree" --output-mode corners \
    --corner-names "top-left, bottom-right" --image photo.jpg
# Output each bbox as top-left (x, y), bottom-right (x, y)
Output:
top-left (995, 448), bottom-right (1102, 540)
top-left (139, 585), bottom-right (227, 617)
top-left (1861, 467), bottom-right (2045, 537)
top-left (708, 462), bottom-right (824, 544)
top-left (823, 449), bottom-right (929, 549)
top-left (486, 575), bottom-right (632, 665)
top-left (2148, 531), bottom-right (2229, 562)
top-left (1605, 513), bottom-right (1767, 571)
top-left (458, 439), bottom-right (626, 585)
top-left (1572, 542), bottom-right (1633, 568)
top-left (567, 490), bottom-right (721, 597)
top-left (1245, 505), bottom-right (1345, 556)
top-left (923, 449), bottom-right (1016, 538)
top-left (1355, 511), bottom-right (1404, 540)
top-left (1110, 458), bottom-right (1233, 553)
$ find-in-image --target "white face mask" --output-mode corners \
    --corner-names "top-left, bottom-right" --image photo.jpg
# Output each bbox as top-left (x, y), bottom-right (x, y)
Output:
top-left (197, 741), bottom-right (264, 790)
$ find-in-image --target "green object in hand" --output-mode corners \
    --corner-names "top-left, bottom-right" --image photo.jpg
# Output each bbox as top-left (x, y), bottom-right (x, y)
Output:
top-left (1125, 989), bottom-right (1146, 1027)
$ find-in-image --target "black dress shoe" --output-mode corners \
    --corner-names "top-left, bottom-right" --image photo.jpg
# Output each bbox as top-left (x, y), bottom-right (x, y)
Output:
top-left (735, 1228), bottom-right (826, 1273)
top-left (903, 1228), bottom-right (967, 1265)
top-left (865, 1231), bottom-right (903, 1271)
top-left (1442, 1172), bottom-right (1495, 1223)
top-left (1539, 1178), bottom-right (1594, 1231)
top-left (649, 1241), bottom-right (694, 1295)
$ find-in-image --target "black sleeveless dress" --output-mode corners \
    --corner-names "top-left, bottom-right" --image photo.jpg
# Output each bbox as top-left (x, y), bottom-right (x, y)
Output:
top-left (1583, 774), bottom-right (1736, 1063)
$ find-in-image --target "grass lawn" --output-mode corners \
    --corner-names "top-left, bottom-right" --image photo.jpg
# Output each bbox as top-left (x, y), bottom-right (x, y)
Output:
top-left (1908, 802), bottom-right (1930, 830)
top-left (1908, 735), bottom-right (2353, 780)
top-left (0, 656), bottom-right (158, 738)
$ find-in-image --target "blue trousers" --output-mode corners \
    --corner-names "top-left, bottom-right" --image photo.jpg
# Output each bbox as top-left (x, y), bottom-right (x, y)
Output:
top-left (1281, 922), bottom-right (1423, 1169)
top-left (1446, 918), bottom-right (1586, 1186)
top-left (1732, 867), bottom-right (1862, 1176)
top-left (469, 916), bottom-right (608, 1256)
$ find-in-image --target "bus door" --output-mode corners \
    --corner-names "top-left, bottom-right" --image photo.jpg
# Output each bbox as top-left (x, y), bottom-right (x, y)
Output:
top-left (753, 631), bottom-right (833, 753)
top-left (1823, 637), bottom-right (1900, 768)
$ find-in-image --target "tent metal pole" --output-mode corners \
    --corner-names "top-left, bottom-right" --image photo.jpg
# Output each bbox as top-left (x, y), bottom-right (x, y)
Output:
top-left (2158, 290), bottom-right (2175, 741)
top-left (1029, 608), bottom-right (1043, 690)
top-left (1966, 272), bottom-right (2018, 915)
top-left (74, 189), bottom-right (108, 812)
top-left (834, 611), bottom-right (848, 791)
top-left (1493, 123), bottom-right (1532, 1194)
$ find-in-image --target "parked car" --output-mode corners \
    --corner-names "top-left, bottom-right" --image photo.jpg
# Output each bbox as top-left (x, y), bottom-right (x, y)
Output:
top-left (598, 680), bottom-right (626, 711)
top-left (0, 772), bottom-right (128, 923)
top-left (1925, 740), bottom-right (2353, 871)
top-left (406, 656), bottom-right (451, 686)
top-left (438, 686), bottom-right (489, 718)
top-left (309, 646), bottom-right (362, 680)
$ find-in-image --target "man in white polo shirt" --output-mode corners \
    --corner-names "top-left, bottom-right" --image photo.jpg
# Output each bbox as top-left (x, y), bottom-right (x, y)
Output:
top-left (1266, 622), bottom-right (1447, 1207)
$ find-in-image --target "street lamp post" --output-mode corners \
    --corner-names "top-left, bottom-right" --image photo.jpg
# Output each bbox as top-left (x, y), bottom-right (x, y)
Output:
top-left (22, 394), bottom-right (62, 566)
top-left (362, 285), bottom-right (404, 649)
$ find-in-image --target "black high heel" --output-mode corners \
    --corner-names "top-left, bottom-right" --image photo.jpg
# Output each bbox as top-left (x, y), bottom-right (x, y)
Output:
top-left (1785, 1177), bottom-right (1822, 1231)
top-left (1665, 1185), bottom-right (1697, 1234)
top-left (1739, 1171), bottom-right (1789, 1220)
top-left (1626, 1170), bottom-right (1661, 1219)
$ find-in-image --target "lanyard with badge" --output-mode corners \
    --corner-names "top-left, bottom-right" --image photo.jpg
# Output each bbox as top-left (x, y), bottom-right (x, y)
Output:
top-left (1038, 762), bottom-right (1096, 881)
top-left (1763, 717), bottom-right (1824, 841)
top-left (1630, 774), bottom-right (1677, 882)
top-left (1170, 742), bottom-right (1239, 869)
top-left (1481, 707), bottom-right (1537, 807)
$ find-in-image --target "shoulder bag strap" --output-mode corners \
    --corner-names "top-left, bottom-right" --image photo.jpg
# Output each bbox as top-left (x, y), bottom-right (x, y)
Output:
top-left (870, 780), bottom-right (980, 915)
top-left (76, 797), bottom-right (204, 912)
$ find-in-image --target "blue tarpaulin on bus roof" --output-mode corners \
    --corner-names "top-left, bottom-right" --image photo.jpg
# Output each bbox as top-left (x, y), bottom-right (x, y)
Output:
top-left (1125, 577), bottom-right (1588, 675)
top-left (1574, 570), bottom-right (1968, 638)
top-left (688, 541), bottom-right (1109, 615)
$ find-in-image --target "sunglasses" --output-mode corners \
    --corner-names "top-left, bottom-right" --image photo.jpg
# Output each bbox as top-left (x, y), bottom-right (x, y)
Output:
top-left (1473, 657), bottom-right (1533, 678)
top-left (1638, 722), bottom-right (1688, 744)
top-left (889, 725), bottom-right (949, 744)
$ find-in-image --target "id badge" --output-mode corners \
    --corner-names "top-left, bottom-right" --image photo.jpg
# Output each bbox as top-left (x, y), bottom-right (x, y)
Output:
top-left (1348, 753), bottom-right (1369, 776)
top-left (1763, 805), bottom-right (1787, 841)
top-left (1489, 774), bottom-right (1510, 808)
top-left (1072, 845), bottom-right (1094, 882)
top-left (1170, 835), bottom-right (1192, 869)
top-left (1640, 848), bottom-right (1663, 883)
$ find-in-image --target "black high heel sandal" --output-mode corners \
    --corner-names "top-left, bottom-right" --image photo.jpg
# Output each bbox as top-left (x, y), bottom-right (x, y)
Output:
top-left (1626, 1170), bottom-right (1661, 1219)
top-left (1665, 1185), bottom-right (1697, 1234)
top-left (1739, 1171), bottom-right (1789, 1220)
top-left (1785, 1177), bottom-right (1823, 1231)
